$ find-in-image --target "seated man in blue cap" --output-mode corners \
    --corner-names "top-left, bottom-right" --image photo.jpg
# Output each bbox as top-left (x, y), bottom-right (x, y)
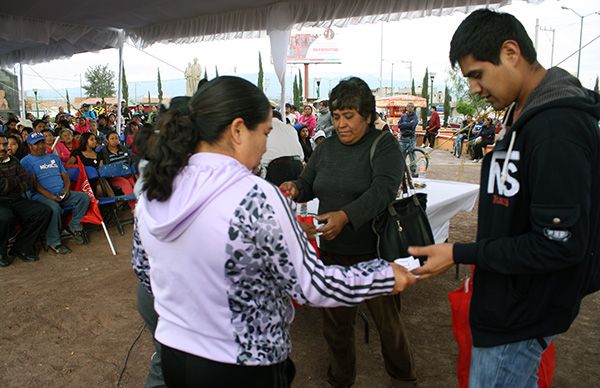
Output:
top-left (20, 132), bottom-right (90, 254)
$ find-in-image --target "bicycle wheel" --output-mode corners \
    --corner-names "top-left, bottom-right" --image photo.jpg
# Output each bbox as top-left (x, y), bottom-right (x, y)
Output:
top-left (405, 148), bottom-right (429, 172)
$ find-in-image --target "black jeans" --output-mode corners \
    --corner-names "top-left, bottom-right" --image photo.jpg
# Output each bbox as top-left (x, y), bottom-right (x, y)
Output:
top-left (319, 250), bottom-right (417, 387)
top-left (161, 344), bottom-right (295, 388)
top-left (0, 198), bottom-right (52, 254)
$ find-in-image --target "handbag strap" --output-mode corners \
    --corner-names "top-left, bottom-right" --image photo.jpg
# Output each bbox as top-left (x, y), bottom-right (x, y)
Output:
top-left (369, 130), bottom-right (416, 197)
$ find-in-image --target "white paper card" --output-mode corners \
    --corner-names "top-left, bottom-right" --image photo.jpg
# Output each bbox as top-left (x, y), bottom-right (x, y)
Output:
top-left (393, 256), bottom-right (421, 271)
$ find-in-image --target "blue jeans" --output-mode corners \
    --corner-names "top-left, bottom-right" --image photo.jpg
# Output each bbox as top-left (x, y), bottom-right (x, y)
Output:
top-left (32, 191), bottom-right (90, 247)
top-left (399, 137), bottom-right (417, 175)
top-left (469, 336), bottom-right (554, 388)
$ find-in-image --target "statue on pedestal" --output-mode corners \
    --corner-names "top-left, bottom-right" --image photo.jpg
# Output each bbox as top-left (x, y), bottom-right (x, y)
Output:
top-left (0, 89), bottom-right (9, 110)
top-left (185, 58), bottom-right (202, 96)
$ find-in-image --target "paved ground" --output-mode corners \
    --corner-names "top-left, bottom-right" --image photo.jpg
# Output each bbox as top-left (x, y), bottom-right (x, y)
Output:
top-left (1, 148), bottom-right (598, 387)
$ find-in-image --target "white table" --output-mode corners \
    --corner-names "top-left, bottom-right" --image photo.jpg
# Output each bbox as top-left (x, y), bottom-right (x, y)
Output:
top-left (412, 178), bottom-right (479, 243)
top-left (305, 178), bottom-right (479, 244)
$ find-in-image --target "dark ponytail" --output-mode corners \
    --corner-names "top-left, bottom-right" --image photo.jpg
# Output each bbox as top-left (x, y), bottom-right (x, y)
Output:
top-left (144, 76), bottom-right (271, 201)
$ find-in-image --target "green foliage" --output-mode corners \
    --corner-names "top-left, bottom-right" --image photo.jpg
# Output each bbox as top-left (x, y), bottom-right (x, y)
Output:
top-left (443, 84), bottom-right (451, 127)
top-left (147, 91), bottom-right (151, 107)
top-left (298, 69), bottom-right (303, 101)
top-left (595, 75), bottom-right (599, 94)
top-left (293, 74), bottom-right (302, 110)
top-left (66, 89), bottom-right (71, 113)
top-left (447, 67), bottom-right (489, 116)
top-left (157, 68), bottom-right (163, 104)
top-left (83, 64), bottom-right (115, 98)
top-left (411, 79), bottom-right (416, 96)
top-left (203, 68), bottom-right (208, 80)
top-left (455, 100), bottom-right (476, 116)
top-left (121, 63), bottom-right (129, 103)
top-left (257, 52), bottom-right (264, 91)
top-left (215, 66), bottom-right (219, 78)
top-left (420, 68), bottom-right (429, 129)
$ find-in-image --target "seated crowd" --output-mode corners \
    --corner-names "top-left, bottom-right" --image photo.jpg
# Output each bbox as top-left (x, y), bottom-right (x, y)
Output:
top-left (0, 102), bottom-right (148, 265)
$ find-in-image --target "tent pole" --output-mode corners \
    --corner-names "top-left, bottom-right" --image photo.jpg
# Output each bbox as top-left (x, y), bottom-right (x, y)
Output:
top-left (116, 31), bottom-right (125, 135)
top-left (19, 63), bottom-right (26, 118)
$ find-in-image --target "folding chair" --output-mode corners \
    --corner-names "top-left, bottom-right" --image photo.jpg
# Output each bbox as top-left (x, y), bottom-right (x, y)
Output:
top-left (81, 166), bottom-right (124, 233)
top-left (99, 162), bottom-right (137, 235)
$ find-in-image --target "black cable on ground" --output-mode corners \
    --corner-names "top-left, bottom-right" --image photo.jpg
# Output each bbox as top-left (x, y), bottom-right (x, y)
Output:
top-left (116, 321), bottom-right (146, 388)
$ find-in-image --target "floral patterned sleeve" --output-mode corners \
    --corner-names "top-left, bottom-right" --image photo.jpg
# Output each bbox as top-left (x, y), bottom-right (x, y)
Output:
top-left (131, 217), bottom-right (152, 294)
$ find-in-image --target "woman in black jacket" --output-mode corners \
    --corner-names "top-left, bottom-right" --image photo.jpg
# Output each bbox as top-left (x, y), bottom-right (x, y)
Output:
top-left (297, 124), bottom-right (312, 163)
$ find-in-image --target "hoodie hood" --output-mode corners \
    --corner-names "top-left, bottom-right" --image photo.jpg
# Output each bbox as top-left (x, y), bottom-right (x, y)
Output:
top-left (138, 152), bottom-right (250, 242)
top-left (521, 67), bottom-right (597, 118)
top-left (496, 67), bottom-right (600, 151)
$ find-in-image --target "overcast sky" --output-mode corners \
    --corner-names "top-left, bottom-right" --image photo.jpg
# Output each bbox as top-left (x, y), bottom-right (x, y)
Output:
top-left (15, 0), bottom-right (600, 99)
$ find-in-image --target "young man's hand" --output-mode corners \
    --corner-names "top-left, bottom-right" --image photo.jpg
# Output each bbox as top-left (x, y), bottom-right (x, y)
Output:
top-left (409, 243), bottom-right (455, 280)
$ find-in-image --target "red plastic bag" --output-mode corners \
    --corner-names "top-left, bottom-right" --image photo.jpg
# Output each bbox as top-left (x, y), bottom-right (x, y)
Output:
top-left (448, 271), bottom-right (555, 388)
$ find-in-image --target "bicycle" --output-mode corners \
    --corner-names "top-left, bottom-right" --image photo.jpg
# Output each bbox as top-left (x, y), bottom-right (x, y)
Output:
top-left (404, 146), bottom-right (430, 177)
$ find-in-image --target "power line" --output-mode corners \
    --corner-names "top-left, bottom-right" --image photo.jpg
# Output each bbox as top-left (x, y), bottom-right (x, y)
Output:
top-left (555, 33), bottom-right (600, 68)
top-left (125, 42), bottom-right (185, 73)
top-left (26, 65), bottom-right (78, 111)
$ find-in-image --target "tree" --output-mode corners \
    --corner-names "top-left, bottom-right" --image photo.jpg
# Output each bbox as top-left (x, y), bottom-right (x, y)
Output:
top-left (157, 68), bottom-right (163, 105)
top-left (298, 69), bottom-right (303, 103)
top-left (122, 63), bottom-right (129, 103)
top-left (257, 52), bottom-right (264, 91)
top-left (595, 75), bottom-right (599, 94)
top-left (83, 64), bottom-right (115, 98)
top-left (293, 74), bottom-right (302, 110)
top-left (447, 67), bottom-right (489, 116)
top-left (443, 84), bottom-right (451, 127)
top-left (147, 91), bottom-right (151, 108)
top-left (203, 68), bottom-right (208, 80)
top-left (215, 66), bottom-right (219, 78)
top-left (411, 79), bottom-right (416, 96)
top-left (66, 89), bottom-right (71, 113)
top-left (420, 68), bottom-right (429, 129)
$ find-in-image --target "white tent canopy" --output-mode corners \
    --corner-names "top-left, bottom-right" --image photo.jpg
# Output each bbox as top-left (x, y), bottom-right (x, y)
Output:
top-left (0, 0), bottom-right (541, 68)
top-left (1, 0), bottom-right (542, 116)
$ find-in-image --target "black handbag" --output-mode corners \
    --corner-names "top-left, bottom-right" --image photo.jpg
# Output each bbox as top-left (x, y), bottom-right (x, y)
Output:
top-left (369, 132), bottom-right (434, 263)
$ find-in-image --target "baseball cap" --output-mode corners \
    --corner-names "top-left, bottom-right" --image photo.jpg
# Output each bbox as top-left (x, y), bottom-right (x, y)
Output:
top-left (313, 130), bottom-right (326, 141)
top-left (17, 119), bottom-right (33, 128)
top-left (26, 131), bottom-right (46, 144)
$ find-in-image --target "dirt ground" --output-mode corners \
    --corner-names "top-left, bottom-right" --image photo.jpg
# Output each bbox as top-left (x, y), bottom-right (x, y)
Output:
top-left (1, 150), bottom-right (599, 388)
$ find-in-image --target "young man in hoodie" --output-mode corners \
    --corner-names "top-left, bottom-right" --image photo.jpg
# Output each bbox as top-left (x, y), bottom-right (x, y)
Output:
top-left (411, 9), bottom-right (600, 387)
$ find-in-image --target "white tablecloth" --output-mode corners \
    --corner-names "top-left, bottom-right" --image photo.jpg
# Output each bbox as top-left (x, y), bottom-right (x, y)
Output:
top-left (305, 178), bottom-right (479, 244)
top-left (412, 178), bottom-right (479, 243)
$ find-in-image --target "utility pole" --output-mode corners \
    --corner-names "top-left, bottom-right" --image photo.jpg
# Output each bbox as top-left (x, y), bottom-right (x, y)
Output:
top-left (561, 7), bottom-right (600, 79)
top-left (379, 22), bottom-right (384, 91)
top-left (534, 18), bottom-right (539, 50)
top-left (400, 60), bottom-right (413, 90)
top-left (539, 26), bottom-right (556, 67)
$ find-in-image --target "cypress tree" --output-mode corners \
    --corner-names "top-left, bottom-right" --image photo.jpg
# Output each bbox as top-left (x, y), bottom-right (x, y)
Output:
top-left (122, 63), bottom-right (129, 104)
top-left (420, 68), bottom-right (429, 133)
top-left (257, 52), bottom-right (264, 91)
top-left (443, 84), bottom-right (451, 127)
top-left (298, 69), bottom-right (303, 103)
top-left (215, 66), bottom-right (219, 78)
top-left (157, 68), bottom-right (163, 105)
top-left (594, 75), bottom-right (599, 94)
top-left (411, 79), bottom-right (416, 96)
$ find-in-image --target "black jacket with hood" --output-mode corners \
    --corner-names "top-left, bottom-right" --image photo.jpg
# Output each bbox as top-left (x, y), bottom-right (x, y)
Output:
top-left (453, 68), bottom-right (600, 347)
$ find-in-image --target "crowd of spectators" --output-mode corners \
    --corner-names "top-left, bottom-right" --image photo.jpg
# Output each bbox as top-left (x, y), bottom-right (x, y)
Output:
top-left (0, 101), bottom-right (147, 264)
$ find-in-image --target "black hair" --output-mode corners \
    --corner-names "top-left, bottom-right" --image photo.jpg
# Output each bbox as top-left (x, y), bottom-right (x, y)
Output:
top-left (431, 105), bottom-right (436, 110)
top-left (319, 100), bottom-right (329, 107)
top-left (285, 103), bottom-right (292, 109)
top-left (272, 109), bottom-right (283, 121)
top-left (329, 77), bottom-right (376, 125)
top-left (133, 124), bottom-right (156, 160)
top-left (144, 76), bottom-right (271, 201)
top-left (41, 128), bottom-right (52, 135)
top-left (7, 118), bottom-right (18, 125)
top-left (75, 132), bottom-right (96, 153)
top-left (21, 127), bottom-right (33, 135)
top-left (449, 9), bottom-right (536, 68)
top-left (32, 119), bottom-right (45, 128)
top-left (106, 130), bottom-right (120, 140)
top-left (7, 134), bottom-right (28, 159)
